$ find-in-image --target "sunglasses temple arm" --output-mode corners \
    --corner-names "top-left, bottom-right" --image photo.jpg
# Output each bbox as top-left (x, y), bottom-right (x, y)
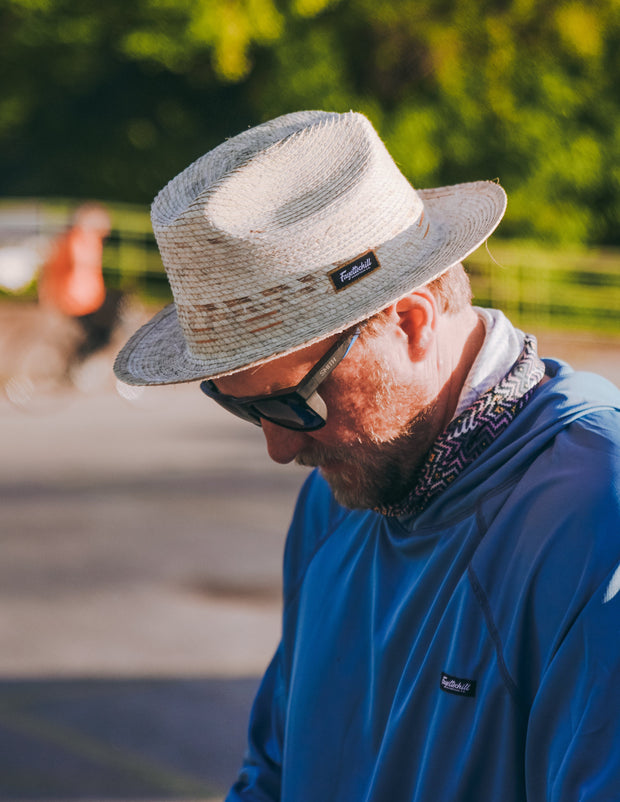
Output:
top-left (297, 328), bottom-right (360, 400)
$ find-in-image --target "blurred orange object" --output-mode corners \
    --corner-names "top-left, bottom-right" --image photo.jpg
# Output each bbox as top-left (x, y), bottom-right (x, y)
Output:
top-left (38, 203), bottom-right (111, 317)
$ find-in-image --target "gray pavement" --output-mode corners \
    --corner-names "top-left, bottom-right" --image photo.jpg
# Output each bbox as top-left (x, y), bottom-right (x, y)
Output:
top-left (0, 325), bottom-right (619, 801)
top-left (1, 380), bottom-right (309, 801)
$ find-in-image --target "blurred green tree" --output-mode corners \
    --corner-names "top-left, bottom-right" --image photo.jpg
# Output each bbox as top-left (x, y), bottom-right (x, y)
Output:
top-left (0, 0), bottom-right (618, 244)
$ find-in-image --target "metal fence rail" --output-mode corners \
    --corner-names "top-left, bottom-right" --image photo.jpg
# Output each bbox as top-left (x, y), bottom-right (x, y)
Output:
top-left (1, 199), bottom-right (619, 335)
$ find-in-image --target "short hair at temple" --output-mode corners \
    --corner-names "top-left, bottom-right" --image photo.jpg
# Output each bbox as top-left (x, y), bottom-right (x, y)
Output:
top-left (360, 262), bottom-right (472, 339)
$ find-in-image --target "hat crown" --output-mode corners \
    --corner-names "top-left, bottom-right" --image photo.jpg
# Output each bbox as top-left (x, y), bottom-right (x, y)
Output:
top-left (152, 112), bottom-right (329, 226)
top-left (203, 114), bottom-right (419, 241)
top-left (152, 113), bottom-right (422, 252)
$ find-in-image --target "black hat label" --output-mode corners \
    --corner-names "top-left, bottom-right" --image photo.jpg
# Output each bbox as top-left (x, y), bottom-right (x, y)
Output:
top-left (329, 250), bottom-right (380, 292)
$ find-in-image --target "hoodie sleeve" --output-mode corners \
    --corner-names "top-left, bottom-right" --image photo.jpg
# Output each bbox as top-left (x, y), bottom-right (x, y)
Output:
top-left (225, 646), bottom-right (286, 801)
top-left (225, 470), bottom-right (342, 800)
top-left (525, 563), bottom-right (620, 801)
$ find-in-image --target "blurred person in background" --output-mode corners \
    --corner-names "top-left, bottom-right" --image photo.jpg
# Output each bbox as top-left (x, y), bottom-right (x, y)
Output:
top-left (115, 111), bottom-right (620, 801)
top-left (38, 202), bottom-right (121, 367)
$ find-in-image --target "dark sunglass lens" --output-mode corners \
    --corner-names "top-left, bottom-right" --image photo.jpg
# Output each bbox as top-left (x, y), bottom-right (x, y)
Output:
top-left (200, 382), bottom-right (261, 425)
top-left (254, 397), bottom-right (325, 430)
top-left (219, 399), bottom-right (262, 425)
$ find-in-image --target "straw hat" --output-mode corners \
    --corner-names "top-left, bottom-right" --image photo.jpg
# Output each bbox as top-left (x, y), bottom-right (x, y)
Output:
top-left (114, 110), bottom-right (506, 385)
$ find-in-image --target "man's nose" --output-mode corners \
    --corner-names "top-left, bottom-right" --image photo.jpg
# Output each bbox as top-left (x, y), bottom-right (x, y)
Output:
top-left (260, 419), bottom-right (310, 464)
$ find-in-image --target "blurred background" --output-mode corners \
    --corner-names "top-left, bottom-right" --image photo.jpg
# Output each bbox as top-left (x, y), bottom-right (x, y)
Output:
top-left (0, 0), bottom-right (619, 799)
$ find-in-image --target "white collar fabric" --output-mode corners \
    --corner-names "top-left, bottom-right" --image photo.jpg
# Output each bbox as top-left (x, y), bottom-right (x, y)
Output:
top-left (452, 307), bottom-right (526, 421)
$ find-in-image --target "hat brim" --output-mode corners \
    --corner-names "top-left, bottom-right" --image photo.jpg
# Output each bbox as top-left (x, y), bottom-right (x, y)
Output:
top-left (114, 180), bottom-right (506, 386)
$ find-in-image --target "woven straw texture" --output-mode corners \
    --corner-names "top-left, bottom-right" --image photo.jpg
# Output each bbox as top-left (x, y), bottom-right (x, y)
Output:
top-left (115, 110), bottom-right (507, 385)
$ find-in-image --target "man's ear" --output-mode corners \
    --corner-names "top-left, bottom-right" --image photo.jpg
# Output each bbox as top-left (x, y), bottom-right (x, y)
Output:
top-left (394, 290), bottom-right (438, 361)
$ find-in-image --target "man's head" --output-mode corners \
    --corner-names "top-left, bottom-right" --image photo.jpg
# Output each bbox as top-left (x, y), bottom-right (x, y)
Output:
top-left (114, 110), bottom-right (505, 388)
top-left (210, 262), bottom-right (483, 509)
top-left (114, 110), bottom-right (503, 508)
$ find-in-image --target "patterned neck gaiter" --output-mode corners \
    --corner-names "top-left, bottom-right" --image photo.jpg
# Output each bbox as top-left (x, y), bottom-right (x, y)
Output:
top-left (377, 334), bottom-right (546, 519)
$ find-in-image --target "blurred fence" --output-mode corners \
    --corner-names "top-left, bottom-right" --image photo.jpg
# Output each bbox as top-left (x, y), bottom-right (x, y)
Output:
top-left (467, 243), bottom-right (620, 335)
top-left (1, 198), bottom-right (619, 335)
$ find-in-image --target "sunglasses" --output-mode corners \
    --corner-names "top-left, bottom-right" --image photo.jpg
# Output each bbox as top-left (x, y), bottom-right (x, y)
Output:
top-left (200, 327), bottom-right (360, 431)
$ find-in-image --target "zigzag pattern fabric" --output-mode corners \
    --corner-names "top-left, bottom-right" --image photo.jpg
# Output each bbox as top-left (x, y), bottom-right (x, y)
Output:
top-left (381, 335), bottom-right (546, 518)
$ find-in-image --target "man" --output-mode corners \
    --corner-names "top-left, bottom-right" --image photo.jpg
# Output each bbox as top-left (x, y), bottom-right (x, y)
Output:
top-left (115, 111), bottom-right (620, 801)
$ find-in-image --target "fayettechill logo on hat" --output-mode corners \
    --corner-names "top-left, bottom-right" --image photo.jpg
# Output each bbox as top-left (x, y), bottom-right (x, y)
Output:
top-left (329, 250), bottom-right (380, 292)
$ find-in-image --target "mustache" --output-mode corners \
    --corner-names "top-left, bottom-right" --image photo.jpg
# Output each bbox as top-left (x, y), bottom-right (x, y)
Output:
top-left (294, 425), bottom-right (421, 470)
top-left (295, 444), bottom-right (356, 468)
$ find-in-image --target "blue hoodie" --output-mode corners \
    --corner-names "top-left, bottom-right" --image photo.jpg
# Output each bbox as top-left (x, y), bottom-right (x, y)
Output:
top-left (226, 361), bottom-right (620, 802)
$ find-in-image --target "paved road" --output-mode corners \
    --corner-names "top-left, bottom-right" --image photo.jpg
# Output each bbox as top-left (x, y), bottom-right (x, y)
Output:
top-left (1, 380), bottom-right (309, 801)
top-left (1, 323), bottom-right (618, 801)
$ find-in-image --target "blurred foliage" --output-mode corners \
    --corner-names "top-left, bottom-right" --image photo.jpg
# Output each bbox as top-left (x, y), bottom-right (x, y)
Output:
top-left (0, 0), bottom-right (619, 244)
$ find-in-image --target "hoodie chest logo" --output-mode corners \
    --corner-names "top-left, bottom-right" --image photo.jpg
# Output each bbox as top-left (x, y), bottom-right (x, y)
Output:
top-left (440, 671), bottom-right (477, 698)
